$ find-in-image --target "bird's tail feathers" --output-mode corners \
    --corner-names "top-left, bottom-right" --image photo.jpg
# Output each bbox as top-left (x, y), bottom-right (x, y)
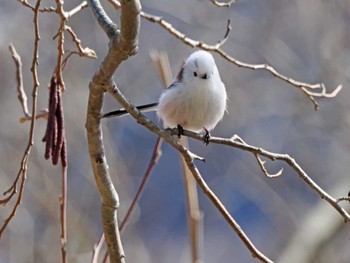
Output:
top-left (102, 102), bottom-right (158, 119)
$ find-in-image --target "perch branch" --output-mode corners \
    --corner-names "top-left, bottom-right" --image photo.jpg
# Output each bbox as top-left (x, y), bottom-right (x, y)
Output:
top-left (169, 128), bottom-right (350, 222)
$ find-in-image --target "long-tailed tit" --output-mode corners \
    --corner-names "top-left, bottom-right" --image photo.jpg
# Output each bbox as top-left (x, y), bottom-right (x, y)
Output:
top-left (102, 50), bottom-right (227, 134)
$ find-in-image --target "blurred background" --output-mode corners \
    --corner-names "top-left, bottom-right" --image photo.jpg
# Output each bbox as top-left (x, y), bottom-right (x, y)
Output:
top-left (1, 0), bottom-right (350, 262)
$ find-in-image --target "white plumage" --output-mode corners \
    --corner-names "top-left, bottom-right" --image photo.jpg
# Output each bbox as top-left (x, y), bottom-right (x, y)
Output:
top-left (157, 50), bottom-right (227, 132)
top-left (102, 50), bottom-right (227, 133)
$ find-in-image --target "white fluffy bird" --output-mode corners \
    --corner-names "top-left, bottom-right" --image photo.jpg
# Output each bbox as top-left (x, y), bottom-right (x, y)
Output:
top-left (103, 50), bottom-right (227, 133)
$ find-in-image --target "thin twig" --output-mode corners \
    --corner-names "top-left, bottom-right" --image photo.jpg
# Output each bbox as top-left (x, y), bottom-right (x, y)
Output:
top-left (19, 109), bottom-right (49, 123)
top-left (336, 197), bottom-right (350, 203)
top-left (0, 0), bottom-right (42, 239)
top-left (60, 166), bottom-right (68, 263)
top-left (92, 233), bottom-right (106, 263)
top-left (9, 44), bottom-right (30, 118)
top-left (120, 136), bottom-right (163, 231)
top-left (66, 1), bottom-right (88, 18)
top-left (255, 154), bottom-right (283, 178)
top-left (64, 25), bottom-right (97, 58)
top-left (169, 128), bottom-right (350, 222)
top-left (54, 0), bottom-right (66, 91)
top-left (9, 44), bottom-right (49, 123)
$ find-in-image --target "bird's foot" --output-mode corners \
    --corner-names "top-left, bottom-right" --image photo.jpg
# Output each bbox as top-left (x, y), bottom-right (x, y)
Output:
top-left (203, 127), bottom-right (210, 145)
top-left (177, 124), bottom-right (184, 139)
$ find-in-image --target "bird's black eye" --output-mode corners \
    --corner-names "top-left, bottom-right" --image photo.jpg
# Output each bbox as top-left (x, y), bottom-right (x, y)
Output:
top-left (193, 71), bottom-right (198, 77)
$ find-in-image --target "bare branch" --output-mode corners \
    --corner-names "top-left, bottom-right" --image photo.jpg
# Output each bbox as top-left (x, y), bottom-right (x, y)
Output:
top-left (60, 166), bottom-right (68, 263)
top-left (215, 19), bottom-right (232, 48)
top-left (168, 128), bottom-right (350, 222)
top-left (19, 109), bottom-right (48, 123)
top-left (9, 44), bottom-right (30, 118)
top-left (336, 196), bottom-right (350, 203)
top-left (64, 25), bottom-right (97, 58)
top-left (92, 234), bottom-right (106, 263)
top-left (54, 0), bottom-right (66, 92)
top-left (120, 136), bottom-right (163, 231)
top-left (17, 0), bottom-right (35, 11)
top-left (9, 44), bottom-right (49, 123)
top-left (66, 1), bottom-right (88, 18)
top-left (255, 154), bottom-right (283, 178)
top-left (86, 0), bottom-right (141, 262)
top-left (0, 0), bottom-right (42, 239)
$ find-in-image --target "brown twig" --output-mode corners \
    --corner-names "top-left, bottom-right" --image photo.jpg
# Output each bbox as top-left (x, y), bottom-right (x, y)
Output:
top-left (0, 0), bottom-right (42, 239)
top-left (60, 165), bottom-right (68, 263)
top-left (54, 0), bottom-right (66, 92)
top-left (66, 1), bottom-right (88, 18)
top-left (9, 44), bottom-right (30, 118)
top-left (17, 1), bottom-right (56, 13)
top-left (120, 136), bottom-right (163, 231)
top-left (64, 26), bottom-right (97, 58)
top-left (92, 233), bottom-right (106, 263)
top-left (336, 197), bottom-right (350, 203)
top-left (255, 154), bottom-right (283, 178)
top-left (210, 0), bottom-right (237, 7)
top-left (19, 109), bottom-right (49, 123)
top-left (9, 44), bottom-right (49, 123)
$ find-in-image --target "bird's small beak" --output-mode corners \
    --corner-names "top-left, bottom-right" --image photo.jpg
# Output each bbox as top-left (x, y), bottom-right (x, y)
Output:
top-left (201, 73), bottom-right (208, 79)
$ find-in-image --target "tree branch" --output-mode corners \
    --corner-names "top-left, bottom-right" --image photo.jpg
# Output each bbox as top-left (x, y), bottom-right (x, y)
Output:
top-left (0, 0), bottom-right (42, 238)
top-left (169, 128), bottom-right (350, 222)
top-left (86, 0), bottom-right (141, 262)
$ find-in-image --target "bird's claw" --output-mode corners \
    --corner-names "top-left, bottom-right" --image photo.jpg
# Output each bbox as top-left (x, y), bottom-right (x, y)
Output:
top-left (203, 127), bottom-right (210, 145)
top-left (177, 124), bottom-right (184, 139)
